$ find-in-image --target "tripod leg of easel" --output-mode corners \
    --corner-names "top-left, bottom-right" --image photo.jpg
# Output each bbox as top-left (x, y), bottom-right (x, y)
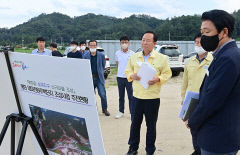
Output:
top-left (16, 121), bottom-right (28, 155)
top-left (11, 118), bottom-right (15, 155)
top-left (0, 116), bottom-right (11, 145)
top-left (29, 121), bottom-right (49, 155)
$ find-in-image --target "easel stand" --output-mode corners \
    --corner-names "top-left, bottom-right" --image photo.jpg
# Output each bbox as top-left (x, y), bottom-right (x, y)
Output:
top-left (0, 50), bottom-right (49, 155)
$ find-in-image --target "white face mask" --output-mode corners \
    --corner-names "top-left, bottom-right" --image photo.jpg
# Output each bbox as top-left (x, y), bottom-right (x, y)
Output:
top-left (90, 48), bottom-right (97, 53)
top-left (69, 46), bottom-right (77, 51)
top-left (195, 46), bottom-right (206, 55)
top-left (81, 46), bottom-right (86, 51)
top-left (121, 43), bottom-right (128, 50)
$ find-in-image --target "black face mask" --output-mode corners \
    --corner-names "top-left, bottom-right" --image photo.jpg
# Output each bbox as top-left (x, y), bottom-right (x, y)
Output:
top-left (200, 34), bottom-right (219, 52)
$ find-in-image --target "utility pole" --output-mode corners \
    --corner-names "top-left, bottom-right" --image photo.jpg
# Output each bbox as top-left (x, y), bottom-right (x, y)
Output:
top-left (21, 36), bottom-right (24, 48)
top-left (168, 32), bottom-right (171, 41)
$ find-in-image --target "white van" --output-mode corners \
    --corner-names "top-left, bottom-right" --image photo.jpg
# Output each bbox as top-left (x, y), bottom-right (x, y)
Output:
top-left (136, 44), bottom-right (184, 76)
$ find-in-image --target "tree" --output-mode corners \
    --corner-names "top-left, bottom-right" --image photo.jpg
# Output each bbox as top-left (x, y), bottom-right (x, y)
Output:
top-left (0, 11), bottom-right (240, 45)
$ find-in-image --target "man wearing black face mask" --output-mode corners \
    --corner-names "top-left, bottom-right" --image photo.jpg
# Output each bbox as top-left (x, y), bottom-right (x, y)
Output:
top-left (186, 10), bottom-right (240, 155)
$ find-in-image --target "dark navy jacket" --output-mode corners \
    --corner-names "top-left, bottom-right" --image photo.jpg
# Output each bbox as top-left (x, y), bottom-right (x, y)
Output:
top-left (188, 41), bottom-right (240, 153)
top-left (67, 50), bottom-right (82, 59)
top-left (83, 51), bottom-right (106, 85)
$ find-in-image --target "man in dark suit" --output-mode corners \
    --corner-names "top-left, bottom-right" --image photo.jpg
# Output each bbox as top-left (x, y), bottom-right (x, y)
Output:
top-left (83, 40), bottom-right (110, 116)
top-left (187, 10), bottom-right (240, 155)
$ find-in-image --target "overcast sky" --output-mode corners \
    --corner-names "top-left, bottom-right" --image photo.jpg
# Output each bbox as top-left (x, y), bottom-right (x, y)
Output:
top-left (0, 0), bottom-right (240, 28)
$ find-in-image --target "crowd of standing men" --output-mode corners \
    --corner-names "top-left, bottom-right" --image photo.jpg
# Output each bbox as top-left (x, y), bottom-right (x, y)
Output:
top-left (31, 9), bottom-right (240, 155)
top-left (32, 37), bottom-right (110, 116)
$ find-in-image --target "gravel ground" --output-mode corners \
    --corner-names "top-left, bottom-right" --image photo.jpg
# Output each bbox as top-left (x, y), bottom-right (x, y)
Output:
top-left (95, 73), bottom-right (193, 155)
top-left (96, 73), bottom-right (239, 155)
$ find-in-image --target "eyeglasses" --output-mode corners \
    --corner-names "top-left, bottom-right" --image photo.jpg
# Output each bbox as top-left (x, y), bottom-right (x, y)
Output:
top-left (89, 44), bottom-right (97, 47)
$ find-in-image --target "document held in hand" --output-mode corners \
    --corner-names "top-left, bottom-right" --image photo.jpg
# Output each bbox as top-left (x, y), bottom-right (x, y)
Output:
top-left (137, 62), bottom-right (157, 89)
top-left (178, 91), bottom-right (199, 121)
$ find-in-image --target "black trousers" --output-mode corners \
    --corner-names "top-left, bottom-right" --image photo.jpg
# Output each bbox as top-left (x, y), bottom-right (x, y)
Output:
top-left (128, 97), bottom-right (160, 154)
top-left (117, 77), bottom-right (133, 113)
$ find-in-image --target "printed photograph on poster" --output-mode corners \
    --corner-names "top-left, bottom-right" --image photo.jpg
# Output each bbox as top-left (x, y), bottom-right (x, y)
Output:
top-left (29, 105), bottom-right (92, 155)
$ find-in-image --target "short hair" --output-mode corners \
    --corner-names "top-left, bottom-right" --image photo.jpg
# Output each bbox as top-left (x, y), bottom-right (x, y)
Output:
top-left (143, 31), bottom-right (158, 42)
top-left (50, 42), bottom-right (57, 48)
top-left (70, 41), bottom-right (78, 46)
top-left (194, 32), bottom-right (202, 41)
top-left (120, 36), bottom-right (129, 41)
top-left (88, 40), bottom-right (97, 45)
top-left (79, 41), bottom-right (86, 46)
top-left (36, 37), bottom-right (45, 42)
top-left (201, 9), bottom-right (235, 37)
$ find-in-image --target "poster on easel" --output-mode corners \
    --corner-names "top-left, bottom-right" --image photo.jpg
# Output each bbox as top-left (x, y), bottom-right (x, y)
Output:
top-left (8, 52), bottom-right (105, 155)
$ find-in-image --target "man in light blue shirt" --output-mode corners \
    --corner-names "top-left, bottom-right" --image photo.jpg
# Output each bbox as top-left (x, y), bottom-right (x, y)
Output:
top-left (32, 37), bottom-right (52, 56)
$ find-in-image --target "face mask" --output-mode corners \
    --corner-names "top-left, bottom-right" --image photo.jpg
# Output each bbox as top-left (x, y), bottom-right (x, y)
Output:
top-left (81, 46), bottom-right (86, 51)
top-left (76, 46), bottom-right (80, 51)
top-left (195, 46), bottom-right (206, 55)
top-left (200, 34), bottom-right (219, 52)
top-left (121, 43), bottom-right (128, 50)
top-left (69, 46), bottom-right (77, 51)
top-left (90, 48), bottom-right (96, 53)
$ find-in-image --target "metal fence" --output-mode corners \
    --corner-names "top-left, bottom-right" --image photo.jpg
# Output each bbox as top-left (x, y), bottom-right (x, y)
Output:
top-left (91, 40), bottom-right (240, 65)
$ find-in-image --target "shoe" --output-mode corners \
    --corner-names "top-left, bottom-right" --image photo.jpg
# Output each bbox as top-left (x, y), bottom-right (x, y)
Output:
top-left (126, 148), bottom-right (138, 155)
top-left (191, 150), bottom-right (201, 155)
top-left (115, 112), bottom-right (124, 119)
top-left (102, 109), bottom-right (110, 116)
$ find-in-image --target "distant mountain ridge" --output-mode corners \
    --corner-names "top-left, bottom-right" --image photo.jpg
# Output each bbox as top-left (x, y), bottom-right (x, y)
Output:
top-left (0, 10), bottom-right (240, 45)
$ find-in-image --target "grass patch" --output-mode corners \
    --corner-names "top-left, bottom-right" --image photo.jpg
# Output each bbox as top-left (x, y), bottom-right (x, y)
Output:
top-left (105, 67), bottom-right (118, 87)
top-left (15, 48), bottom-right (32, 53)
top-left (110, 67), bottom-right (117, 75)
